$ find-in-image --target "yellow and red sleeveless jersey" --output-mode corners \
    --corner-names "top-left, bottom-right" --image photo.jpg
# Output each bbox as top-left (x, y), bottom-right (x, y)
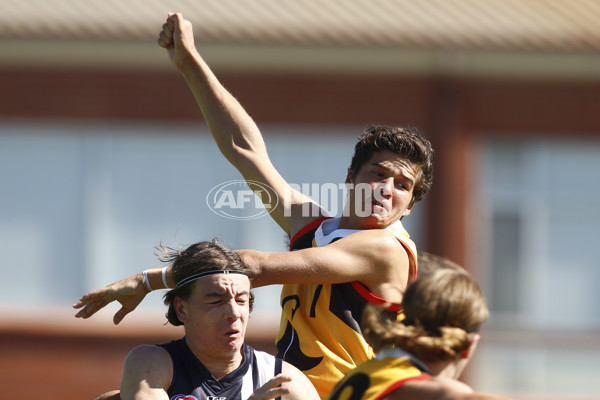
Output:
top-left (326, 348), bottom-right (432, 400)
top-left (276, 217), bottom-right (418, 398)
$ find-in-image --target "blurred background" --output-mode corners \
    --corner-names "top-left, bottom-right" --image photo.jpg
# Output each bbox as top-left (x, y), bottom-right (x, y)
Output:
top-left (1, 0), bottom-right (599, 398)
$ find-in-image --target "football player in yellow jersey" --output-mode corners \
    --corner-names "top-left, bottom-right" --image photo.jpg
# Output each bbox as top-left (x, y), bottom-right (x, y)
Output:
top-left (74, 13), bottom-right (434, 399)
top-left (327, 254), bottom-right (515, 400)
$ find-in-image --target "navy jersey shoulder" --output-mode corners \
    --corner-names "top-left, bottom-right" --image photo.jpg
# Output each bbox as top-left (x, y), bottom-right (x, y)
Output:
top-left (159, 338), bottom-right (282, 400)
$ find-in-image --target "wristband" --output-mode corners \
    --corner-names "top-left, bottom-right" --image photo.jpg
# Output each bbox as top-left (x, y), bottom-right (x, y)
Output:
top-left (162, 267), bottom-right (169, 288)
top-left (142, 270), bottom-right (153, 292)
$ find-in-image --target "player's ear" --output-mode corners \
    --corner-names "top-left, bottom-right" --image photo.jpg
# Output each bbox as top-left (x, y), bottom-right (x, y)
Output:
top-left (460, 333), bottom-right (481, 359)
top-left (174, 296), bottom-right (189, 323)
top-left (345, 169), bottom-right (354, 184)
top-left (401, 200), bottom-right (415, 218)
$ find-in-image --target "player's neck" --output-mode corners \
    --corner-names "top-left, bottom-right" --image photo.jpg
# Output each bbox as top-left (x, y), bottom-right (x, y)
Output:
top-left (187, 341), bottom-right (244, 380)
top-left (338, 216), bottom-right (363, 230)
top-left (427, 359), bottom-right (459, 379)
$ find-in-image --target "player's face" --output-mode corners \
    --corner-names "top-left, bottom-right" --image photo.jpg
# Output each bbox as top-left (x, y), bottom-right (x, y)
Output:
top-left (343, 150), bottom-right (417, 230)
top-left (177, 273), bottom-right (251, 360)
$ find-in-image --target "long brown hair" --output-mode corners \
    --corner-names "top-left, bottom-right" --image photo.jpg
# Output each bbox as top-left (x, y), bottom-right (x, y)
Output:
top-left (362, 254), bottom-right (488, 362)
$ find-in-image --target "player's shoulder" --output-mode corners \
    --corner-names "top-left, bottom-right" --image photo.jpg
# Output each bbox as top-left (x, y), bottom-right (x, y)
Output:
top-left (385, 376), bottom-right (473, 400)
top-left (281, 360), bottom-right (320, 399)
top-left (333, 229), bottom-right (410, 275)
top-left (125, 344), bottom-right (171, 366)
top-left (344, 228), bottom-right (407, 252)
top-left (281, 359), bottom-right (303, 376)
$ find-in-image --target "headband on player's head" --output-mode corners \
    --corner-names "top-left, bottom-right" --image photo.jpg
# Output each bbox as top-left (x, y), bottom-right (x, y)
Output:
top-left (175, 270), bottom-right (248, 289)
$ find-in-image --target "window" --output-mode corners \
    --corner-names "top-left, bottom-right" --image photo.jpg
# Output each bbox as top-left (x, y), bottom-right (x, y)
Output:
top-left (471, 137), bottom-right (600, 397)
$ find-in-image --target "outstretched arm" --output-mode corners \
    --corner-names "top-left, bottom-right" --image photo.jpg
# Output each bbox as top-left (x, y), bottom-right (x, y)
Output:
top-left (240, 229), bottom-right (411, 299)
top-left (73, 269), bottom-right (170, 324)
top-left (158, 13), bottom-right (321, 236)
top-left (73, 230), bottom-right (409, 323)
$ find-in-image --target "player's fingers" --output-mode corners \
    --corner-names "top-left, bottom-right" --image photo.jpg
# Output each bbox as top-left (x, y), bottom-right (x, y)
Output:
top-left (73, 293), bottom-right (103, 308)
top-left (76, 291), bottom-right (97, 303)
top-left (157, 32), bottom-right (172, 49)
top-left (269, 374), bottom-right (292, 385)
top-left (251, 387), bottom-right (291, 400)
top-left (74, 298), bottom-right (103, 313)
top-left (113, 306), bottom-right (131, 325)
top-left (167, 13), bottom-right (180, 31)
top-left (254, 374), bottom-right (292, 394)
top-left (72, 299), bottom-right (84, 309)
top-left (78, 287), bottom-right (115, 303)
top-left (162, 21), bottom-right (174, 37)
top-left (275, 373), bottom-right (292, 381)
top-left (265, 387), bottom-right (291, 399)
top-left (74, 299), bottom-right (106, 319)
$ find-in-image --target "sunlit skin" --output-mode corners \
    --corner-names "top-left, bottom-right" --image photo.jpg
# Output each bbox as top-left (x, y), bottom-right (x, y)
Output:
top-left (340, 150), bottom-right (419, 230)
top-left (175, 273), bottom-right (251, 374)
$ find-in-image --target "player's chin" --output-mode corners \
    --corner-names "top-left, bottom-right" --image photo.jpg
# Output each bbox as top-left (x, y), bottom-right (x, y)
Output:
top-left (360, 215), bottom-right (389, 229)
top-left (370, 208), bottom-right (391, 221)
top-left (220, 337), bottom-right (244, 353)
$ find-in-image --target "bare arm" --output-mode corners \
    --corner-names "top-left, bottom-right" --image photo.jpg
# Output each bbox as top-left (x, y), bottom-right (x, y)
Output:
top-left (121, 345), bottom-right (172, 400)
top-left (240, 229), bottom-right (410, 298)
top-left (280, 361), bottom-right (320, 400)
top-left (386, 378), bottom-right (516, 400)
top-left (158, 13), bottom-right (321, 235)
top-left (73, 230), bottom-right (408, 322)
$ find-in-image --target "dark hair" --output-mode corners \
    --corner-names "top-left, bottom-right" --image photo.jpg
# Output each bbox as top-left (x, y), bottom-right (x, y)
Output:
top-left (362, 258), bottom-right (488, 362)
top-left (349, 125), bottom-right (434, 203)
top-left (160, 239), bottom-right (254, 326)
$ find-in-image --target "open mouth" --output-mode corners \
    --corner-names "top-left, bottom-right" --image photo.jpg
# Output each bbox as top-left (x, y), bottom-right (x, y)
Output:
top-left (225, 329), bottom-right (240, 337)
top-left (372, 200), bottom-right (387, 214)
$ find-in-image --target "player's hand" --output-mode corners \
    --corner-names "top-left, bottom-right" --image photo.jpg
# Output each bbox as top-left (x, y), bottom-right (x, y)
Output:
top-left (248, 374), bottom-right (292, 400)
top-left (73, 273), bottom-right (148, 325)
top-left (157, 12), bottom-right (196, 70)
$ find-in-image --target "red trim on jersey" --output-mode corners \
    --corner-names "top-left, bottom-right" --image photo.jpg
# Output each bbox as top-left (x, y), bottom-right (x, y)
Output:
top-left (402, 240), bottom-right (418, 284)
top-left (350, 235), bottom-right (417, 312)
top-left (375, 374), bottom-right (431, 400)
top-left (289, 217), bottom-right (331, 250)
top-left (351, 281), bottom-right (402, 312)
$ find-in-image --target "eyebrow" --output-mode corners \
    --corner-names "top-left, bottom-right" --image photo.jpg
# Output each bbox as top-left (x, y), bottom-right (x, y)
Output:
top-left (204, 290), bottom-right (250, 299)
top-left (372, 162), bottom-right (416, 184)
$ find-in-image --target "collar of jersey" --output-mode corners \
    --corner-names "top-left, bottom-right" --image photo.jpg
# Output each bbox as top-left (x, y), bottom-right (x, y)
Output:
top-left (314, 217), bottom-right (406, 247)
top-left (377, 346), bottom-right (432, 374)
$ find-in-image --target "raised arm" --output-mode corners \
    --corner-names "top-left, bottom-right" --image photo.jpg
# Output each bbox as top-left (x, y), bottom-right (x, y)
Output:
top-left (158, 13), bottom-right (321, 235)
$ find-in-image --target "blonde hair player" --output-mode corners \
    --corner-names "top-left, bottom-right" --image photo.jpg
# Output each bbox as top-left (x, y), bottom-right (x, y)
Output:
top-left (326, 254), bottom-right (515, 400)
